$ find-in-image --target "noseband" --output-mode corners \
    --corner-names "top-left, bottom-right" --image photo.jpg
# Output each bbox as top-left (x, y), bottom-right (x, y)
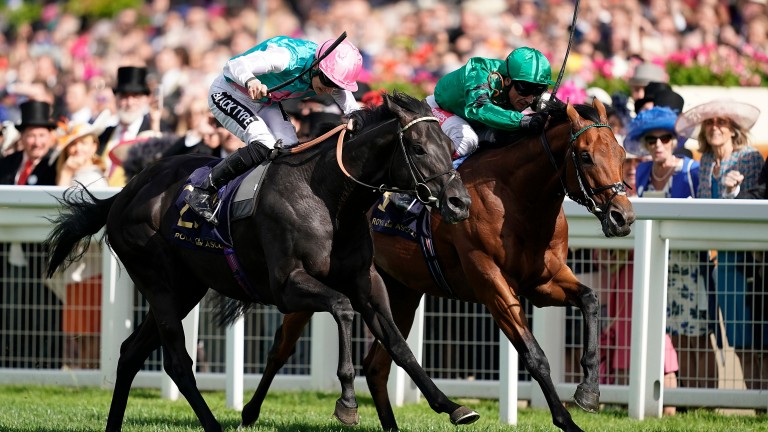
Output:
top-left (540, 122), bottom-right (626, 215)
top-left (336, 116), bottom-right (460, 209)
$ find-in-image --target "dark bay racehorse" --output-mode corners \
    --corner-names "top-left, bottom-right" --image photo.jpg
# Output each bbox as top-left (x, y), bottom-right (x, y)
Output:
top-left (44, 92), bottom-right (476, 432)
top-left (240, 98), bottom-right (636, 432)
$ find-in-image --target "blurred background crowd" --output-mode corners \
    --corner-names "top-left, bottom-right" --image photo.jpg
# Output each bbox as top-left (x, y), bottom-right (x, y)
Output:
top-left (0, 0), bottom-right (767, 135)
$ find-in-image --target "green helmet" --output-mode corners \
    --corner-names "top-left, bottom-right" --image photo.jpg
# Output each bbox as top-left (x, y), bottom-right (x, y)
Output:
top-left (505, 47), bottom-right (554, 86)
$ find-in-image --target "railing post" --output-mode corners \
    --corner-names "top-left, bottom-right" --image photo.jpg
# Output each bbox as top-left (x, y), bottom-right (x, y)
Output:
top-left (99, 250), bottom-right (134, 389)
top-left (310, 313), bottom-right (338, 390)
top-left (499, 328), bottom-right (518, 425)
top-left (388, 296), bottom-right (425, 406)
top-left (628, 219), bottom-right (668, 419)
top-left (531, 307), bottom-right (565, 408)
top-left (226, 314), bottom-right (245, 410)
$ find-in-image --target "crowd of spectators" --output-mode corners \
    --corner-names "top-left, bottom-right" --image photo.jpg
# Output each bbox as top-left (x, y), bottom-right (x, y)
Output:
top-left (0, 0), bottom-right (767, 139)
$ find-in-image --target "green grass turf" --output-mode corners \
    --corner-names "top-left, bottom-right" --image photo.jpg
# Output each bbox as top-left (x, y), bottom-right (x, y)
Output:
top-left (0, 385), bottom-right (766, 431)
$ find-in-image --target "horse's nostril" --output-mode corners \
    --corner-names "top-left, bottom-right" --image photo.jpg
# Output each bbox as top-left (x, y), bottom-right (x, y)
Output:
top-left (611, 210), bottom-right (626, 227)
top-left (448, 196), bottom-right (470, 210)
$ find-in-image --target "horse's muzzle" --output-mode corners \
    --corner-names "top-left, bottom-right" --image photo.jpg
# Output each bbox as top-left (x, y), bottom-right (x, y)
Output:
top-left (600, 204), bottom-right (635, 237)
top-left (440, 193), bottom-right (471, 224)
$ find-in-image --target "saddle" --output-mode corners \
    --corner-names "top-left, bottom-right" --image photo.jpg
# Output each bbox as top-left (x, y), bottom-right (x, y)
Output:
top-left (172, 161), bottom-right (270, 251)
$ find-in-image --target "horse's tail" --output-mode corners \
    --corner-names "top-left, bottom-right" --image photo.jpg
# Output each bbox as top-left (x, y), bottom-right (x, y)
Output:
top-left (209, 294), bottom-right (254, 328)
top-left (44, 186), bottom-right (117, 278)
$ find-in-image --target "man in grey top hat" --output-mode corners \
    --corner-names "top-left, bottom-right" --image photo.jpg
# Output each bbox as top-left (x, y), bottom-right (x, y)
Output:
top-left (628, 62), bottom-right (668, 113)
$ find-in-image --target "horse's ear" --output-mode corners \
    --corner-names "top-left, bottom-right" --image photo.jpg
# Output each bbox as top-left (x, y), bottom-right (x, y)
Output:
top-left (566, 102), bottom-right (585, 130)
top-left (593, 98), bottom-right (608, 123)
top-left (383, 91), bottom-right (403, 116)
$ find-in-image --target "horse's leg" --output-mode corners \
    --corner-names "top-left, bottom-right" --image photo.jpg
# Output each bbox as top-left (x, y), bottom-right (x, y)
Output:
top-left (552, 280), bottom-right (600, 413)
top-left (145, 290), bottom-right (223, 432)
top-left (353, 268), bottom-right (479, 426)
top-left (240, 311), bottom-right (315, 428)
top-left (277, 270), bottom-right (359, 424)
top-left (464, 257), bottom-right (584, 432)
top-left (534, 269), bottom-right (601, 414)
top-left (105, 313), bottom-right (162, 432)
top-left (362, 273), bottom-right (425, 432)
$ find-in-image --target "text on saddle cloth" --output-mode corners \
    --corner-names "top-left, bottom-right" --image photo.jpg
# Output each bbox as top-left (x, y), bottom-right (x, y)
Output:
top-left (170, 161), bottom-right (270, 301)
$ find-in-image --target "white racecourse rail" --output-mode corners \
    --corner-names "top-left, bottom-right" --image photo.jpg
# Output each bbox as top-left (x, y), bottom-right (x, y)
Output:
top-left (1, 185), bottom-right (767, 424)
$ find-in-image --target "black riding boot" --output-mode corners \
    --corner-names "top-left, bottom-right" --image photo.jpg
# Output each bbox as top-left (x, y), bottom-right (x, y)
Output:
top-left (185, 140), bottom-right (271, 225)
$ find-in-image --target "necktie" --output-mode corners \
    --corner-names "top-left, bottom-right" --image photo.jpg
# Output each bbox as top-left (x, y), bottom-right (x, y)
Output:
top-left (17, 159), bottom-right (34, 185)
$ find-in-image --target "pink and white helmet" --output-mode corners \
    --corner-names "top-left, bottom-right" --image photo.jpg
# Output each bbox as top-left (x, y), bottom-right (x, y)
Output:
top-left (316, 39), bottom-right (362, 92)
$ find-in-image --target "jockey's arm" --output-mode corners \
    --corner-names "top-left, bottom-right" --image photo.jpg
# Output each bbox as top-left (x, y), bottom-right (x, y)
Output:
top-left (224, 45), bottom-right (291, 87)
top-left (331, 89), bottom-right (360, 116)
top-left (462, 67), bottom-right (525, 131)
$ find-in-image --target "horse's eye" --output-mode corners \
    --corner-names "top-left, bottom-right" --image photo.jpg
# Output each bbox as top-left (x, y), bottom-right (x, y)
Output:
top-left (580, 152), bottom-right (593, 165)
top-left (411, 145), bottom-right (427, 156)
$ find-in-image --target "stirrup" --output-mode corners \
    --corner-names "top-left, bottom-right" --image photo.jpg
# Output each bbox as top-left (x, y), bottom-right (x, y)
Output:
top-left (391, 193), bottom-right (416, 212)
top-left (209, 201), bottom-right (222, 225)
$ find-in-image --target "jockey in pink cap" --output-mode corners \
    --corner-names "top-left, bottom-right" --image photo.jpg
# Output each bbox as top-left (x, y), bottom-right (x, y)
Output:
top-left (186, 35), bottom-right (364, 224)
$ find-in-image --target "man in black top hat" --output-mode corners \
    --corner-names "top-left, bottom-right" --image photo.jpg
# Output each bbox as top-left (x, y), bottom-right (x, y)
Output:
top-left (98, 66), bottom-right (169, 186)
top-left (0, 100), bottom-right (58, 185)
top-left (0, 99), bottom-right (62, 369)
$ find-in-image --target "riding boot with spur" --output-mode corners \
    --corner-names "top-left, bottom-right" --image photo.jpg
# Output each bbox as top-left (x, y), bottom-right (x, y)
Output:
top-left (185, 140), bottom-right (271, 225)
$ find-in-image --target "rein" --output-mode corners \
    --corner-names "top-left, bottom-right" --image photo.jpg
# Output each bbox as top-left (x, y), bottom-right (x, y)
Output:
top-left (277, 115), bottom-right (458, 208)
top-left (539, 122), bottom-right (626, 215)
top-left (335, 116), bottom-right (458, 207)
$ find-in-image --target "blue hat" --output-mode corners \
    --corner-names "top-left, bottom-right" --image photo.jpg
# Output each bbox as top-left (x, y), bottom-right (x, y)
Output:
top-left (624, 106), bottom-right (680, 156)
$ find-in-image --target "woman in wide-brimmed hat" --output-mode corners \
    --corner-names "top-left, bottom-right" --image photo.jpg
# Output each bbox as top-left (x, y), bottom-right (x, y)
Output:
top-left (625, 106), bottom-right (714, 393)
top-left (52, 120), bottom-right (108, 370)
top-left (55, 121), bottom-right (107, 188)
top-left (677, 98), bottom-right (766, 389)
top-left (675, 99), bottom-right (763, 199)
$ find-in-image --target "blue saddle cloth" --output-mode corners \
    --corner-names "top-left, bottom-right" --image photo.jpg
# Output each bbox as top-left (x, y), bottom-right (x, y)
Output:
top-left (370, 193), bottom-right (457, 297)
top-left (370, 193), bottom-right (428, 240)
top-left (171, 161), bottom-right (247, 252)
top-left (170, 161), bottom-right (267, 301)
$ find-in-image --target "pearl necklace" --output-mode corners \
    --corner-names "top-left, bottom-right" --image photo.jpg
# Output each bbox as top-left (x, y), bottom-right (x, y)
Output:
top-left (651, 163), bottom-right (675, 182)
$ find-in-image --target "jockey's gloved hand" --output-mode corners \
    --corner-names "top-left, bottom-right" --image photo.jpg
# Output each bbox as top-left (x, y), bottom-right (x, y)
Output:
top-left (520, 113), bottom-right (546, 133)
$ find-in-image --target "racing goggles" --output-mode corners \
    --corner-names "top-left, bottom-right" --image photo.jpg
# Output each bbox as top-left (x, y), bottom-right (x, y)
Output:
top-left (317, 71), bottom-right (341, 89)
top-left (512, 81), bottom-right (548, 97)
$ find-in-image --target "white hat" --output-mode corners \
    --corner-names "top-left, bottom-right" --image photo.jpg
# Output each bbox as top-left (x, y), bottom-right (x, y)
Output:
top-left (58, 122), bottom-right (99, 149)
top-left (585, 87), bottom-right (612, 107)
top-left (0, 121), bottom-right (20, 154)
top-left (675, 99), bottom-right (760, 138)
top-left (628, 63), bottom-right (667, 87)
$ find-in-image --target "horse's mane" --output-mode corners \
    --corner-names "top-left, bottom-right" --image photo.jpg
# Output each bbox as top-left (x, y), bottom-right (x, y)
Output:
top-left (487, 98), bottom-right (603, 148)
top-left (538, 97), bottom-right (601, 126)
top-left (349, 90), bottom-right (431, 132)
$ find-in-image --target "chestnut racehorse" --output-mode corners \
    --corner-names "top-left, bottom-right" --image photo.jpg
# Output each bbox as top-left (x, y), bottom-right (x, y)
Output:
top-left (239, 98), bottom-right (635, 432)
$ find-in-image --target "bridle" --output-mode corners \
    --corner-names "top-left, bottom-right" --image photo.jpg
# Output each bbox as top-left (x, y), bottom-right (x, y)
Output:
top-left (540, 120), bottom-right (626, 215)
top-left (335, 115), bottom-right (460, 210)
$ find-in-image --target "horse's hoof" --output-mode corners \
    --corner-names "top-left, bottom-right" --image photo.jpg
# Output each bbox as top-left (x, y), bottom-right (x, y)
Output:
top-left (450, 406), bottom-right (480, 425)
top-left (333, 399), bottom-right (360, 426)
top-left (573, 384), bottom-right (600, 413)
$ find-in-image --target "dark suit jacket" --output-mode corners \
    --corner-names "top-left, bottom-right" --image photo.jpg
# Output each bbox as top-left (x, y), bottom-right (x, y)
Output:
top-left (97, 114), bottom-right (171, 156)
top-left (0, 150), bottom-right (58, 186)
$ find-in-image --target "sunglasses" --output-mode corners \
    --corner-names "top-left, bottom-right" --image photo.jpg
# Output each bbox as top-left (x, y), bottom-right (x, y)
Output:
top-left (317, 72), bottom-right (341, 89)
top-left (512, 81), bottom-right (548, 97)
top-left (703, 118), bottom-right (731, 128)
top-left (643, 134), bottom-right (674, 145)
